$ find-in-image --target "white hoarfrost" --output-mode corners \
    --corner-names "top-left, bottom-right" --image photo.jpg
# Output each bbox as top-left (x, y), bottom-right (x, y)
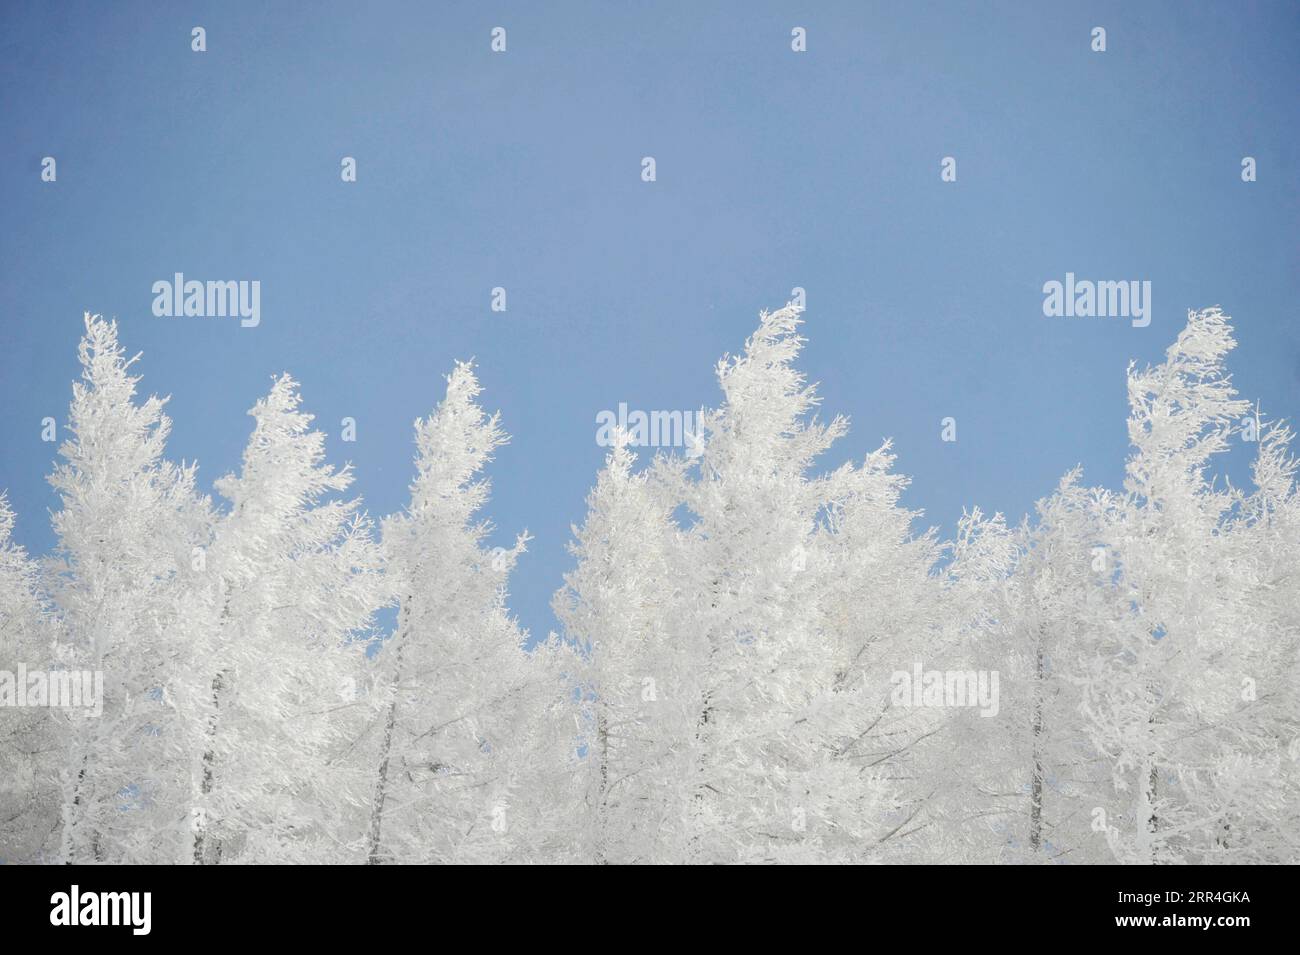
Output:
top-left (0, 307), bottom-right (1295, 864)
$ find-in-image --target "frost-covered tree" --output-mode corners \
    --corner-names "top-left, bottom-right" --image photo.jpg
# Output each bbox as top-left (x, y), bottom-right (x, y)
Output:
top-left (187, 374), bottom-right (387, 864)
top-left (944, 479), bottom-right (1115, 864)
top-left (559, 305), bottom-right (951, 863)
top-left (4, 302), bottom-right (1297, 866)
top-left (679, 306), bottom-right (962, 862)
top-left (0, 495), bottom-right (62, 863)
top-left (1077, 307), bottom-right (1292, 863)
top-left (365, 363), bottom-right (581, 864)
top-left (46, 314), bottom-right (211, 864)
top-left (1233, 417), bottom-right (1300, 859)
top-left (553, 433), bottom-right (696, 863)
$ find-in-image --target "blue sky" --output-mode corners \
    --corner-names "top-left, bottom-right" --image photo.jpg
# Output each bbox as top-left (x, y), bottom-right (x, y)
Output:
top-left (2, 1), bottom-right (1297, 642)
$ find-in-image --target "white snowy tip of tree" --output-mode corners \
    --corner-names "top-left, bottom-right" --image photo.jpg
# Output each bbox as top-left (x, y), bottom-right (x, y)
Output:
top-left (365, 360), bottom-right (577, 865)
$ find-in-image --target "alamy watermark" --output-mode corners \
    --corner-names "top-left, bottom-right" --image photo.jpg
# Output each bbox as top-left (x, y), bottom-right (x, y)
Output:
top-left (50, 885), bottom-right (151, 935)
top-left (595, 403), bottom-right (705, 456)
top-left (0, 665), bottom-right (103, 717)
top-left (890, 661), bottom-right (999, 717)
top-left (152, 273), bottom-right (260, 327)
top-left (1042, 273), bottom-right (1150, 327)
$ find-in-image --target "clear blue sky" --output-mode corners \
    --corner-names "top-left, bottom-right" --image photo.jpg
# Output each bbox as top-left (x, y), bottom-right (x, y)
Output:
top-left (2, 2), bottom-right (1297, 642)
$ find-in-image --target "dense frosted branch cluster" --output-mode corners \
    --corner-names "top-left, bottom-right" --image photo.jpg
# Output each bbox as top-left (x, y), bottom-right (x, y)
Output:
top-left (1, 306), bottom-right (1296, 864)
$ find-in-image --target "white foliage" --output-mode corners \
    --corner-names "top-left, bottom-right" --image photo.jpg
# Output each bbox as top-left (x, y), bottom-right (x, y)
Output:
top-left (0, 306), bottom-right (1295, 864)
top-left (365, 362), bottom-right (582, 864)
top-left (0, 495), bottom-right (61, 862)
top-left (187, 374), bottom-right (387, 864)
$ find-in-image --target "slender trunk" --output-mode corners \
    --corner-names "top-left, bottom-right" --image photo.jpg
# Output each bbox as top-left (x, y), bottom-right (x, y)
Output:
top-left (1145, 708), bottom-right (1159, 863)
top-left (62, 758), bottom-right (105, 862)
top-left (67, 566), bottom-right (113, 861)
top-left (1029, 635), bottom-right (1044, 853)
top-left (365, 693), bottom-right (399, 863)
top-left (192, 669), bottom-right (227, 864)
top-left (59, 752), bottom-right (89, 864)
top-left (366, 597), bottom-right (410, 865)
top-left (688, 575), bottom-right (723, 862)
top-left (192, 590), bottom-right (235, 865)
top-left (1124, 755), bottom-right (1160, 864)
top-left (1215, 819), bottom-right (1230, 854)
top-left (594, 704), bottom-right (610, 864)
top-left (1147, 762), bottom-right (1159, 834)
top-left (688, 683), bottom-right (716, 862)
top-left (63, 610), bottom-right (106, 862)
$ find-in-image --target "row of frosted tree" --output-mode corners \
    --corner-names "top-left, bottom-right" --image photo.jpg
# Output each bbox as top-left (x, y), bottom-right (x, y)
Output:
top-left (1, 305), bottom-right (1296, 864)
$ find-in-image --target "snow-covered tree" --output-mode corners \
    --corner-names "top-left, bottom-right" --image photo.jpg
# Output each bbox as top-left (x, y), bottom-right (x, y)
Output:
top-left (0, 495), bottom-right (62, 863)
top-left (679, 306), bottom-right (969, 863)
top-left (365, 362), bottom-right (582, 864)
top-left (185, 374), bottom-right (387, 864)
top-left (559, 305), bottom-right (952, 863)
top-left (46, 314), bottom-right (212, 864)
top-left (553, 433), bottom-right (697, 863)
top-left (1233, 417), bottom-right (1300, 859)
top-left (1076, 307), bottom-right (1291, 863)
top-left (943, 479), bottom-right (1116, 864)
top-left (3, 302), bottom-right (1296, 866)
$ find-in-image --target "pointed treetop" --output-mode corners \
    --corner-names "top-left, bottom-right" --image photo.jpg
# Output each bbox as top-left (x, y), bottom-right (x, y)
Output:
top-left (57, 313), bottom-right (173, 473)
top-left (215, 373), bottom-right (351, 516)
top-left (1125, 307), bottom-right (1251, 495)
top-left (407, 361), bottom-right (507, 520)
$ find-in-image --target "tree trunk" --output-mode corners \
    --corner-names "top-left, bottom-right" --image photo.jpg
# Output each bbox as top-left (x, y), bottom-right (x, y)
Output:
top-left (59, 751), bottom-right (89, 864)
top-left (1147, 762), bottom-right (1159, 837)
top-left (594, 703), bottom-right (610, 864)
top-left (366, 597), bottom-right (410, 865)
top-left (192, 669), bottom-right (227, 864)
top-left (193, 590), bottom-right (235, 865)
top-left (688, 683), bottom-right (716, 862)
top-left (1145, 706), bottom-right (1159, 863)
top-left (688, 574), bottom-right (723, 862)
top-left (1029, 635), bottom-right (1044, 853)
